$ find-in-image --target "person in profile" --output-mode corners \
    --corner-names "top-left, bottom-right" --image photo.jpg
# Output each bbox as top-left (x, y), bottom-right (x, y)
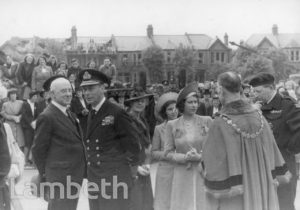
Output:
top-left (32, 77), bottom-right (85, 210)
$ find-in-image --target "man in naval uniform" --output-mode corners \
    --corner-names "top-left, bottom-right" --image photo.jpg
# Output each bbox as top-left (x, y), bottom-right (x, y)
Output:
top-left (249, 72), bottom-right (300, 210)
top-left (78, 69), bottom-right (141, 210)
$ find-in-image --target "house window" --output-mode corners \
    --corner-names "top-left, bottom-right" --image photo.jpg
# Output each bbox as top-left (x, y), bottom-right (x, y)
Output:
top-left (134, 73), bottom-right (137, 83)
top-left (133, 54), bottom-right (137, 65)
top-left (122, 54), bottom-right (128, 63)
top-left (198, 53), bottom-right (203, 64)
top-left (221, 53), bottom-right (225, 62)
top-left (216, 52), bottom-right (220, 61)
top-left (138, 53), bottom-right (142, 65)
top-left (290, 51), bottom-right (294, 61)
top-left (167, 51), bottom-right (171, 63)
top-left (296, 51), bottom-right (299, 61)
top-left (211, 52), bottom-right (214, 64)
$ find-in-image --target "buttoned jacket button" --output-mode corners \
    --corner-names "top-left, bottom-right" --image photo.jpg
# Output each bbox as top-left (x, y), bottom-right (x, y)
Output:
top-left (97, 154), bottom-right (100, 158)
top-left (95, 139), bottom-right (99, 143)
top-left (97, 161), bottom-right (101, 165)
top-left (87, 162), bottom-right (91, 166)
top-left (96, 147), bottom-right (99, 150)
top-left (87, 147), bottom-right (90, 150)
top-left (87, 139), bottom-right (90, 143)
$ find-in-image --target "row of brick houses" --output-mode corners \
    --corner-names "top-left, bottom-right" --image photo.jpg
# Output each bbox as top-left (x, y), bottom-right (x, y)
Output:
top-left (246, 24), bottom-right (300, 70)
top-left (65, 25), bottom-right (231, 84)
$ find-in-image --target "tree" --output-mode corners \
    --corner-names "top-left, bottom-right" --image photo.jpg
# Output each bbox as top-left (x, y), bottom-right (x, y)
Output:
top-left (206, 63), bottom-right (231, 80)
top-left (173, 45), bottom-right (196, 87)
top-left (45, 39), bottom-right (66, 61)
top-left (264, 49), bottom-right (296, 81)
top-left (240, 54), bottom-right (274, 79)
top-left (142, 45), bottom-right (164, 84)
top-left (230, 45), bottom-right (296, 81)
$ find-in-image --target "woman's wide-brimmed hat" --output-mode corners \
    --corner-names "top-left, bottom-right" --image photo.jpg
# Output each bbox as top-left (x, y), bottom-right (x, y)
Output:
top-left (156, 92), bottom-right (178, 114)
top-left (176, 82), bottom-right (198, 106)
top-left (124, 87), bottom-right (153, 107)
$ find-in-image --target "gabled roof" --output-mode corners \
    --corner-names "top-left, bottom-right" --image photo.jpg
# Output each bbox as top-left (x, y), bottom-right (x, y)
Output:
top-left (75, 36), bottom-right (112, 52)
top-left (257, 37), bottom-right (275, 48)
top-left (77, 36), bottom-right (111, 44)
top-left (246, 33), bottom-right (300, 49)
top-left (152, 35), bottom-right (191, 50)
top-left (113, 36), bottom-right (152, 52)
top-left (185, 34), bottom-right (213, 50)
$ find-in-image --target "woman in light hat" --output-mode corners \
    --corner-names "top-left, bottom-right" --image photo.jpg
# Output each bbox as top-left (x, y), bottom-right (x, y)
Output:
top-left (124, 88), bottom-right (154, 210)
top-left (164, 82), bottom-right (213, 210)
top-left (152, 92), bottom-right (178, 210)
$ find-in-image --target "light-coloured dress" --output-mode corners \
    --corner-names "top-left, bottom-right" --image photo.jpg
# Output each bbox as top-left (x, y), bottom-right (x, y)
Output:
top-left (151, 122), bottom-right (174, 210)
top-left (164, 115), bottom-right (212, 210)
top-left (31, 66), bottom-right (53, 91)
top-left (1, 100), bottom-right (25, 147)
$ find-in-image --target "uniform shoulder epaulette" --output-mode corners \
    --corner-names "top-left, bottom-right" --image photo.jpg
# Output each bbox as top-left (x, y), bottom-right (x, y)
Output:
top-left (295, 103), bottom-right (300, 109)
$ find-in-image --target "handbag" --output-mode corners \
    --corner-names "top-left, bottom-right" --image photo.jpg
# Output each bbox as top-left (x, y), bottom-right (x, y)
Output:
top-left (4, 123), bottom-right (25, 180)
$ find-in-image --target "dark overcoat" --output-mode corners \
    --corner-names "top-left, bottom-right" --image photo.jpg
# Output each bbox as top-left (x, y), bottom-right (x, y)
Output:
top-left (32, 103), bottom-right (86, 210)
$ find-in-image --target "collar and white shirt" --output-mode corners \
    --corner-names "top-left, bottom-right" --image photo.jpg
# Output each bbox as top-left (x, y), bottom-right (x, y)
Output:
top-left (92, 97), bottom-right (106, 113)
top-left (51, 100), bottom-right (68, 116)
top-left (27, 99), bottom-right (35, 116)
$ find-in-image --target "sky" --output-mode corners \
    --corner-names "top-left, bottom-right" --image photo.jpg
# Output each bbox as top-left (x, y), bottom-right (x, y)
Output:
top-left (0, 0), bottom-right (299, 46)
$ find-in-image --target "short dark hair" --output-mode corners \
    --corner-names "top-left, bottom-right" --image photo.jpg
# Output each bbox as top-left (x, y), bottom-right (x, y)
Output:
top-left (176, 93), bottom-right (198, 114)
top-left (218, 72), bottom-right (241, 93)
top-left (159, 100), bottom-right (176, 120)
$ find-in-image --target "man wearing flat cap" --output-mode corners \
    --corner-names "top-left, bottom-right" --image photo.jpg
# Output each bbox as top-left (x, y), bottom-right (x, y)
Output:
top-left (249, 72), bottom-right (300, 210)
top-left (78, 69), bottom-right (141, 210)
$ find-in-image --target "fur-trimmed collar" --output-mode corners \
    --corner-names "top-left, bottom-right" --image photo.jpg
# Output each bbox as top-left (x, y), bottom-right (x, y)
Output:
top-left (221, 99), bottom-right (255, 115)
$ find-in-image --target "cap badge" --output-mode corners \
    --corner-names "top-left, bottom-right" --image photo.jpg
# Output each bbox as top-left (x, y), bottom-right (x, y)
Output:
top-left (83, 71), bottom-right (91, 80)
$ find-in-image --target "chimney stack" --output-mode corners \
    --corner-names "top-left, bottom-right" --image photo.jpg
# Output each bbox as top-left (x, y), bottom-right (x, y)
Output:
top-left (272, 24), bottom-right (278, 36)
top-left (71, 26), bottom-right (77, 50)
top-left (224, 33), bottom-right (229, 46)
top-left (147, 25), bottom-right (153, 38)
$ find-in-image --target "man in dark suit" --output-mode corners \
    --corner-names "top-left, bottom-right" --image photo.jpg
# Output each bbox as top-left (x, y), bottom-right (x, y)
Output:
top-left (206, 96), bottom-right (222, 118)
top-left (32, 77), bottom-right (86, 210)
top-left (21, 91), bottom-right (39, 165)
top-left (249, 72), bottom-right (300, 210)
top-left (0, 120), bottom-right (11, 210)
top-left (78, 69), bottom-right (141, 210)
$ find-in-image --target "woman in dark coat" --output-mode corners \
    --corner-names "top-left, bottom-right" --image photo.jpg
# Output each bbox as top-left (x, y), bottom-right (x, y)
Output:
top-left (17, 54), bottom-right (35, 99)
top-left (124, 88), bottom-right (154, 210)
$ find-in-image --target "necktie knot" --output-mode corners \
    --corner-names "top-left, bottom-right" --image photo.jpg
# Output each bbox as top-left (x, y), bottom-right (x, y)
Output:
top-left (91, 109), bottom-right (97, 119)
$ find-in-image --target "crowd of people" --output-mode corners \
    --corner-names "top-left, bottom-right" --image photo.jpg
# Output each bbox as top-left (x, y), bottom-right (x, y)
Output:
top-left (0, 52), bottom-right (300, 210)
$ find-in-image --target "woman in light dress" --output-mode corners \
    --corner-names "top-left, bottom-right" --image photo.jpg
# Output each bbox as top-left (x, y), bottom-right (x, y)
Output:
top-left (31, 56), bottom-right (53, 92)
top-left (1, 89), bottom-right (25, 149)
top-left (152, 92), bottom-right (178, 210)
top-left (164, 83), bottom-right (213, 210)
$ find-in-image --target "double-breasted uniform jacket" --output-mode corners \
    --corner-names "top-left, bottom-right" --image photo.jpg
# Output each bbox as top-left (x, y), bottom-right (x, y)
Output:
top-left (32, 103), bottom-right (86, 183)
top-left (261, 93), bottom-right (300, 210)
top-left (85, 100), bottom-right (141, 187)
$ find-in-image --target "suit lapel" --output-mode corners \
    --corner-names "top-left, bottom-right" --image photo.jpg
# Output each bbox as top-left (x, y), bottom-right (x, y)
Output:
top-left (49, 104), bottom-right (81, 140)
